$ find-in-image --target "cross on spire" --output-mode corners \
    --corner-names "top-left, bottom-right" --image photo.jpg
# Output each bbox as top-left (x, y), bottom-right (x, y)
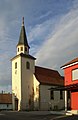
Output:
top-left (22, 17), bottom-right (24, 26)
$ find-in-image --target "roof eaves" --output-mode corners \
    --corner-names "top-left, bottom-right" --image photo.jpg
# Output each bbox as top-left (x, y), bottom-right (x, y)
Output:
top-left (61, 61), bottom-right (78, 69)
top-left (61, 57), bottom-right (78, 69)
top-left (20, 53), bottom-right (36, 60)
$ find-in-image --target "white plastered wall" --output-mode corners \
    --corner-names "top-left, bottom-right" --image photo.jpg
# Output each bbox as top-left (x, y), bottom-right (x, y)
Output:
top-left (33, 75), bottom-right (40, 110)
top-left (12, 56), bottom-right (21, 110)
top-left (39, 85), bottom-right (65, 110)
top-left (21, 57), bottom-right (35, 110)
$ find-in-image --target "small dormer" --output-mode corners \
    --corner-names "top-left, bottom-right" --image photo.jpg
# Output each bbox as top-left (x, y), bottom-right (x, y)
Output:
top-left (17, 17), bottom-right (30, 55)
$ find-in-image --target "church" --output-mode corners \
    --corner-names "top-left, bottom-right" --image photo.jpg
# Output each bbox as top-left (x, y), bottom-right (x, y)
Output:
top-left (11, 18), bottom-right (64, 111)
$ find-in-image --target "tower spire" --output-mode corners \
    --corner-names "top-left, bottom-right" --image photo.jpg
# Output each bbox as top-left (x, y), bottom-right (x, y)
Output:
top-left (17, 18), bottom-right (30, 55)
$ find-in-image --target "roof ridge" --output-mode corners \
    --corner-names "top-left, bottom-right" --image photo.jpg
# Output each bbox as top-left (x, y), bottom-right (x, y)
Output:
top-left (35, 66), bottom-right (58, 72)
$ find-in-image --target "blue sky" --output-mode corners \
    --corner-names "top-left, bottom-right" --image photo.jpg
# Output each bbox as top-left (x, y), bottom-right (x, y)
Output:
top-left (0, 0), bottom-right (78, 92)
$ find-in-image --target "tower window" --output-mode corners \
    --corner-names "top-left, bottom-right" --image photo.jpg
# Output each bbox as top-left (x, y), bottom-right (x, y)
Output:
top-left (15, 62), bottom-right (17, 69)
top-left (21, 47), bottom-right (23, 51)
top-left (26, 61), bottom-right (30, 69)
top-left (60, 90), bottom-right (63, 99)
top-left (25, 47), bottom-right (27, 51)
top-left (18, 48), bottom-right (19, 52)
top-left (50, 90), bottom-right (54, 100)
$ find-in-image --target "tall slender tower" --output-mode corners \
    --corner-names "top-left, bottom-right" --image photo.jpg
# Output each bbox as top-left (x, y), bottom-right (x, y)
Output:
top-left (11, 18), bottom-right (36, 110)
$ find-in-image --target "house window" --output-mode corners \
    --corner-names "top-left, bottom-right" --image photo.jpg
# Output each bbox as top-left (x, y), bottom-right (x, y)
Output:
top-left (15, 62), bottom-right (17, 69)
top-left (7, 104), bottom-right (9, 107)
top-left (50, 90), bottom-right (54, 100)
top-left (72, 69), bottom-right (78, 80)
top-left (60, 90), bottom-right (63, 99)
top-left (21, 47), bottom-right (23, 51)
top-left (26, 61), bottom-right (30, 69)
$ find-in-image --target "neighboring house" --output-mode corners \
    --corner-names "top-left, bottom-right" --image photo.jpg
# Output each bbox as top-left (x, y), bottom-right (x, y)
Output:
top-left (34, 66), bottom-right (64, 110)
top-left (0, 93), bottom-right (12, 110)
top-left (11, 18), bottom-right (64, 111)
top-left (61, 57), bottom-right (78, 114)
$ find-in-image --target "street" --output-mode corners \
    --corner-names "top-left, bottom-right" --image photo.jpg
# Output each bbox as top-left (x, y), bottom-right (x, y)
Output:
top-left (0, 111), bottom-right (78, 120)
top-left (0, 111), bottom-right (57, 120)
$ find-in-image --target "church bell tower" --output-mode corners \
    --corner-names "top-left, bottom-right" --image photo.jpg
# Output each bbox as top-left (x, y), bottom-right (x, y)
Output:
top-left (17, 17), bottom-right (30, 55)
top-left (11, 18), bottom-right (36, 111)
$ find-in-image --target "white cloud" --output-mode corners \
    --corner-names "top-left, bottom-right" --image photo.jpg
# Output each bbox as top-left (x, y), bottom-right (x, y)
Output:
top-left (0, 0), bottom-right (77, 92)
top-left (28, 19), bottom-right (53, 43)
top-left (34, 6), bottom-right (78, 75)
top-left (28, 18), bottom-right (59, 56)
top-left (37, 11), bottom-right (52, 20)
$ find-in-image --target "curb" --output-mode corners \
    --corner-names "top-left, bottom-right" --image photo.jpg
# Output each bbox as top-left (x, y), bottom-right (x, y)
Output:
top-left (50, 115), bottom-right (67, 120)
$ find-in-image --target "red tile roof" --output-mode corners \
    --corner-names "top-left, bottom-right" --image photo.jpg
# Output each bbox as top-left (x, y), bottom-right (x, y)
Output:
top-left (35, 66), bottom-right (64, 86)
top-left (0, 94), bottom-right (12, 104)
top-left (61, 57), bottom-right (78, 68)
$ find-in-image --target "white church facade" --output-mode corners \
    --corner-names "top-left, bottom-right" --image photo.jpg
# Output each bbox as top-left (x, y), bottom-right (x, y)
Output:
top-left (11, 18), bottom-right (65, 111)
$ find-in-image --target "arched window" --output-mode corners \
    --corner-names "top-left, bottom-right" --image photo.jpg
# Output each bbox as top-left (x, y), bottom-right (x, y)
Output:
top-left (15, 62), bottom-right (17, 69)
top-left (26, 61), bottom-right (30, 69)
top-left (18, 48), bottom-right (19, 52)
top-left (21, 47), bottom-right (23, 51)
